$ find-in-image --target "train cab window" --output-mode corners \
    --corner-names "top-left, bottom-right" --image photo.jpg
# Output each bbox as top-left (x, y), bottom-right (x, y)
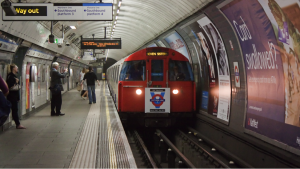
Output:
top-left (119, 60), bottom-right (145, 81)
top-left (169, 60), bottom-right (194, 81)
top-left (151, 60), bottom-right (164, 81)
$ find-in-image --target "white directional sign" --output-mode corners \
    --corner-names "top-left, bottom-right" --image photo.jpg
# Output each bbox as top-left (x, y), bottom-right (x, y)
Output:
top-left (3, 3), bottom-right (113, 21)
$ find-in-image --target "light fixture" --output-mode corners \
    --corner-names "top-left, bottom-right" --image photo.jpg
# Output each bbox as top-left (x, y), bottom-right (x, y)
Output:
top-left (113, 28), bottom-right (115, 31)
top-left (172, 89), bottom-right (179, 94)
top-left (114, 21), bottom-right (117, 24)
top-left (117, 9), bottom-right (120, 14)
top-left (136, 89), bottom-right (142, 95)
top-left (118, 1), bottom-right (122, 7)
top-left (116, 16), bottom-right (118, 20)
top-left (113, 25), bottom-right (116, 28)
top-left (70, 26), bottom-right (76, 29)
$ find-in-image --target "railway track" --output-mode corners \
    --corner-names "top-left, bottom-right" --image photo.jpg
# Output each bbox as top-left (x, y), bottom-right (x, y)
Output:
top-left (127, 127), bottom-right (252, 168)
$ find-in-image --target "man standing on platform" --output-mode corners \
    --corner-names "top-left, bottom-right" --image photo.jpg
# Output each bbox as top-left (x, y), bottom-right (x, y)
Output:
top-left (83, 66), bottom-right (100, 104)
top-left (50, 62), bottom-right (68, 116)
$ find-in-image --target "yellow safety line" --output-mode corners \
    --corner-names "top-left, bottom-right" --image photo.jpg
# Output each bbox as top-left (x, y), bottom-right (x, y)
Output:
top-left (104, 82), bottom-right (117, 168)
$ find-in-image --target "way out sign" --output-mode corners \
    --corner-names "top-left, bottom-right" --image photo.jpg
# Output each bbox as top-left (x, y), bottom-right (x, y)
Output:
top-left (233, 62), bottom-right (240, 88)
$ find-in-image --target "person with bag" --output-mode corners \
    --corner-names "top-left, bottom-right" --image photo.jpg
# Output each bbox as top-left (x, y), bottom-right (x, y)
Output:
top-left (81, 69), bottom-right (88, 99)
top-left (0, 75), bottom-right (11, 127)
top-left (6, 64), bottom-right (25, 129)
top-left (50, 62), bottom-right (68, 116)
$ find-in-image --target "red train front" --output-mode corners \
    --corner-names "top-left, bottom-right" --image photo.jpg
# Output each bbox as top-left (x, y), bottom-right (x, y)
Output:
top-left (108, 47), bottom-right (196, 127)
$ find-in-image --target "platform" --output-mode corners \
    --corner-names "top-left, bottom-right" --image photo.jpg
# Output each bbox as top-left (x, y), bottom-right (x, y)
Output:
top-left (0, 81), bottom-right (136, 168)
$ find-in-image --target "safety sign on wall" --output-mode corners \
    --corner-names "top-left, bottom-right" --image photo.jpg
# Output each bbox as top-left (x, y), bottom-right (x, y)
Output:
top-left (145, 88), bottom-right (170, 113)
top-left (3, 3), bottom-right (112, 21)
top-left (233, 62), bottom-right (240, 88)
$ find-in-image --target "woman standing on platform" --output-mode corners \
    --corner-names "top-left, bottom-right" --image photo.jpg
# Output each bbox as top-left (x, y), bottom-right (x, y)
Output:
top-left (6, 64), bottom-right (26, 129)
top-left (81, 69), bottom-right (88, 99)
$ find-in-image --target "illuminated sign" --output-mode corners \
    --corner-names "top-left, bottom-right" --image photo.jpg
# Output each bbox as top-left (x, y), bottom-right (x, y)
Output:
top-left (11, 6), bottom-right (48, 16)
top-left (2, 3), bottom-right (112, 21)
top-left (146, 52), bottom-right (169, 56)
top-left (81, 38), bottom-right (121, 49)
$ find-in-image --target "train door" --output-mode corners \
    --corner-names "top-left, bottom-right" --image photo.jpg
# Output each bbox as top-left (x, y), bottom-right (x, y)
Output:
top-left (146, 58), bottom-right (171, 114)
top-left (148, 59), bottom-right (168, 88)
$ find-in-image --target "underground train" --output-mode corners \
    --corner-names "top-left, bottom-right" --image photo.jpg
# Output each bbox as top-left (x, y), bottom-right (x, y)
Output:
top-left (107, 47), bottom-right (196, 127)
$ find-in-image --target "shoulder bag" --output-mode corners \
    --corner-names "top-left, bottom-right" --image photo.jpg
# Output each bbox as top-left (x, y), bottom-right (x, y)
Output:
top-left (0, 90), bottom-right (12, 127)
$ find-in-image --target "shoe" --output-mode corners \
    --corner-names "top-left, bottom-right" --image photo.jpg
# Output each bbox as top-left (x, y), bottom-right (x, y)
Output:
top-left (82, 96), bottom-right (86, 100)
top-left (16, 125), bottom-right (26, 129)
top-left (89, 103), bottom-right (92, 104)
top-left (51, 114), bottom-right (56, 116)
top-left (93, 102), bottom-right (96, 104)
top-left (56, 113), bottom-right (65, 116)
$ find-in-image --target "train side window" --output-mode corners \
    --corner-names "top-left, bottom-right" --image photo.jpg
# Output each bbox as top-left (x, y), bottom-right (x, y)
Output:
top-left (168, 60), bottom-right (194, 81)
top-left (119, 60), bottom-right (145, 81)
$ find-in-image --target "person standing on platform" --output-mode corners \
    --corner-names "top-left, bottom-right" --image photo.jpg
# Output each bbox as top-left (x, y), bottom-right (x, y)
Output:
top-left (83, 66), bottom-right (100, 104)
top-left (6, 64), bottom-right (26, 129)
top-left (50, 62), bottom-right (68, 116)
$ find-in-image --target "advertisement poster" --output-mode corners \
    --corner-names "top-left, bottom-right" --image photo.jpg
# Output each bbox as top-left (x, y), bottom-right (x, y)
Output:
top-left (221, 0), bottom-right (300, 150)
top-left (26, 63), bottom-right (30, 110)
top-left (197, 17), bottom-right (231, 122)
top-left (181, 16), bottom-right (231, 122)
top-left (164, 32), bottom-right (191, 61)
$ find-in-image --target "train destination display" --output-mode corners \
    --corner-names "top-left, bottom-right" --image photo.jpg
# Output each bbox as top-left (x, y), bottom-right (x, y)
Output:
top-left (2, 3), bottom-right (113, 21)
top-left (81, 39), bottom-right (121, 49)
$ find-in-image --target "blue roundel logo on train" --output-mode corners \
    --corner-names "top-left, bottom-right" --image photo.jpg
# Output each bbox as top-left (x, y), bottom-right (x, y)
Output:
top-left (150, 92), bottom-right (165, 108)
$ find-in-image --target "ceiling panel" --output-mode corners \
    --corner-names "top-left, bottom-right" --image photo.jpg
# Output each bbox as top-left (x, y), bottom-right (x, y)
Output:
top-left (14, 0), bottom-right (212, 61)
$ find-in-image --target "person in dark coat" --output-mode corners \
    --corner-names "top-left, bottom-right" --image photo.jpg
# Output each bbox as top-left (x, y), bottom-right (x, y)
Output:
top-left (6, 64), bottom-right (25, 129)
top-left (50, 62), bottom-right (68, 116)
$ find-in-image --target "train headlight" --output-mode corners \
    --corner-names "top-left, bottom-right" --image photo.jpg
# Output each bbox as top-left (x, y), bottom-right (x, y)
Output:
top-left (172, 89), bottom-right (179, 94)
top-left (136, 89), bottom-right (142, 95)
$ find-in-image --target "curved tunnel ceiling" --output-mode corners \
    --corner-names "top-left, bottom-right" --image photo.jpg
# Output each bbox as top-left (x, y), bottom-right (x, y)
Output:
top-left (18, 0), bottom-right (212, 61)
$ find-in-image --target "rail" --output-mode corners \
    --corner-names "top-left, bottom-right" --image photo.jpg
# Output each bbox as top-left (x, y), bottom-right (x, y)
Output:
top-left (178, 130), bottom-right (230, 168)
top-left (133, 130), bottom-right (158, 169)
top-left (156, 129), bottom-right (196, 168)
top-left (187, 127), bottom-right (253, 168)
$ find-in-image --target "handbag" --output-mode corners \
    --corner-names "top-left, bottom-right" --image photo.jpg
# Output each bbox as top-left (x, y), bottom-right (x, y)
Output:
top-left (10, 84), bottom-right (21, 91)
top-left (77, 83), bottom-right (82, 91)
top-left (0, 91), bottom-right (12, 127)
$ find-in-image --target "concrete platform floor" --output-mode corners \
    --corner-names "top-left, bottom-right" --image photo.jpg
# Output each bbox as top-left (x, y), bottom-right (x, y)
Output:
top-left (0, 89), bottom-right (91, 168)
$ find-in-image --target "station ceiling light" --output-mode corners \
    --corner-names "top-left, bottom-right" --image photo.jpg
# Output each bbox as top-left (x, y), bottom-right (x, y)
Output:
top-left (70, 26), bottom-right (76, 29)
top-left (118, 1), bottom-right (122, 7)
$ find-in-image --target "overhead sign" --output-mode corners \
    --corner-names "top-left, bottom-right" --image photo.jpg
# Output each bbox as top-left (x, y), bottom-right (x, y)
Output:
top-left (233, 62), bottom-right (240, 88)
top-left (81, 39), bottom-right (121, 49)
top-left (2, 3), bottom-right (113, 21)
